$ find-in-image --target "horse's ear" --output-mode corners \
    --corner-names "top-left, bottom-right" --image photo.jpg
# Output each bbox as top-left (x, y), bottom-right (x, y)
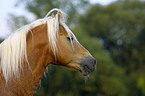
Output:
top-left (59, 25), bottom-right (68, 36)
top-left (58, 11), bottom-right (61, 22)
top-left (51, 13), bottom-right (54, 18)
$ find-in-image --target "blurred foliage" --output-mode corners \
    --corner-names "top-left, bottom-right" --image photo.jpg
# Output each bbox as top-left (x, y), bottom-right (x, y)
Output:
top-left (7, 0), bottom-right (90, 32)
top-left (7, 14), bottom-right (30, 32)
top-left (80, 0), bottom-right (145, 71)
top-left (79, 0), bottom-right (145, 95)
top-left (0, 39), bottom-right (4, 43)
top-left (4, 0), bottom-right (145, 96)
top-left (15, 0), bottom-right (90, 26)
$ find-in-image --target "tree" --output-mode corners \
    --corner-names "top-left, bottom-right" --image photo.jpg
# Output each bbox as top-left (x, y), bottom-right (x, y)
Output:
top-left (8, 0), bottom-right (90, 30)
top-left (79, 0), bottom-right (145, 95)
top-left (7, 14), bottom-right (30, 32)
top-left (0, 38), bottom-right (4, 43)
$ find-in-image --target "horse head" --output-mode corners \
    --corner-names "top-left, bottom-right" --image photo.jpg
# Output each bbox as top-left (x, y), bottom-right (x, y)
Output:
top-left (53, 21), bottom-right (97, 76)
top-left (37, 9), bottom-right (97, 76)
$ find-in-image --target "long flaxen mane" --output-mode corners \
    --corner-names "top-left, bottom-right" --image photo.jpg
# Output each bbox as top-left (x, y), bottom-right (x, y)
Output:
top-left (0, 8), bottom-right (77, 82)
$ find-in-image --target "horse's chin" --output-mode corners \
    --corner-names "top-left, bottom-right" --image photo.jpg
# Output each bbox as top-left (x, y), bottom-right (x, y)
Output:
top-left (79, 70), bottom-right (88, 76)
top-left (79, 67), bottom-right (92, 76)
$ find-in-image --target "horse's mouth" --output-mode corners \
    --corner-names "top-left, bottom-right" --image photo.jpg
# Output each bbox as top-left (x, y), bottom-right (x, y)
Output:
top-left (79, 56), bottom-right (97, 76)
top-left (66, 56), bottom-right (97, 76)
top-left (79, 64), bottom-right (96, 76)
top-left (66, 63), bottom-right (96, 76)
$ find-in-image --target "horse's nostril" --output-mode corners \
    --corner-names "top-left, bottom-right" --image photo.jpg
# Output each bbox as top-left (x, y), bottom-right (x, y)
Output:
top-left (93, 59), bottom-right (97, 65)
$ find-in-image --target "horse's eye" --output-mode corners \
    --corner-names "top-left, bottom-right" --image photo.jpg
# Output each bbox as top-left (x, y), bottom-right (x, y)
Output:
top-left (67, 36), bottom-right (73, 42)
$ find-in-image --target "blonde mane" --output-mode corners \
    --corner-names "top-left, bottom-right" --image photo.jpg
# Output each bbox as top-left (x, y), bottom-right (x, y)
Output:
top-left (0, 8), bottom-right (75, 82)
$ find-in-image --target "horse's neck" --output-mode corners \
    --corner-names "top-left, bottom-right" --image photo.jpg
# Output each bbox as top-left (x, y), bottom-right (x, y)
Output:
top-left (0, 24), bottom-right (53, 96)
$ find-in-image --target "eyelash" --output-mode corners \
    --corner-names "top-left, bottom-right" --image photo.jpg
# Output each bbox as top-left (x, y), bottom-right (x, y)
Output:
top-left (67, 36), bottom-right (73, 42)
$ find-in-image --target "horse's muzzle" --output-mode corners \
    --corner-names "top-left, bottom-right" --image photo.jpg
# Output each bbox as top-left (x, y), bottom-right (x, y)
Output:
top-left (80, 56), bottom-right (97, 76)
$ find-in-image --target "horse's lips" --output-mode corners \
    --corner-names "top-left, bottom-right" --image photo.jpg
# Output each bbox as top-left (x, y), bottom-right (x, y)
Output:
top-left (66, 65), bottom-right (89, 76)
top-left (66, 63), bottom-right (95, 76)
top-left (79, 66), bottom-right (90, 76)
top-left (79, 56), bottom-right (97, 76)
top-left (79, 64), bottom-right (96, 76)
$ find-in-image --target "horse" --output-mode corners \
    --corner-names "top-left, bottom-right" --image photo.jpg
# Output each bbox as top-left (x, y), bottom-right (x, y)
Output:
top-left (0, 8), bottom-right (96, 96)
